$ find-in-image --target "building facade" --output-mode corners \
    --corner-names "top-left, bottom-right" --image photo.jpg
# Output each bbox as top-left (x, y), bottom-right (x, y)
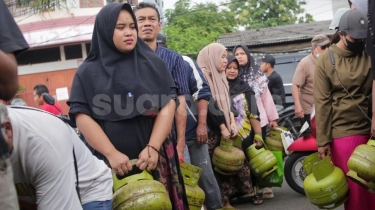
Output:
top-left (5, 0), bottom-right (104, 113)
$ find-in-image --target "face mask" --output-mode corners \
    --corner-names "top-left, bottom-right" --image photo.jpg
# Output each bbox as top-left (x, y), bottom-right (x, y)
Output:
top-left (315, 53), bottom-right (320, 58)
top-left (345, 37), bottom-right (365, 53)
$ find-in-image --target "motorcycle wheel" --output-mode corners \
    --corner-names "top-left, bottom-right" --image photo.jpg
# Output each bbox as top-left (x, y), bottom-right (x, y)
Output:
top-left (284, 152), bottom-right (314, 195)
top-left (285, 117), bottom-right (301, 140)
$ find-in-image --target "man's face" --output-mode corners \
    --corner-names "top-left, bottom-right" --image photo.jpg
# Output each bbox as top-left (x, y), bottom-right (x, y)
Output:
top-left (33, 91), bottom-right (43, 106)
top-left (1, 119), bottom-right (13, 153)
top-left (260, 62), bottom-right (270, 72)
top-left (135, 8), bottom-right (161, 42)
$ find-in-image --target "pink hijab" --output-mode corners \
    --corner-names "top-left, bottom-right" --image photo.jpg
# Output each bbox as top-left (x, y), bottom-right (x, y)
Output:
top-left (197, 43), bottom-right (231, 129)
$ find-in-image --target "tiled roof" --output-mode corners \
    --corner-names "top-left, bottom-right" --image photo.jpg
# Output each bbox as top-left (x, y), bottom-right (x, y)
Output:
top-left (18, 15), bottom-right (96, 33)
top-left (217, 20), bottom-right (334, 48)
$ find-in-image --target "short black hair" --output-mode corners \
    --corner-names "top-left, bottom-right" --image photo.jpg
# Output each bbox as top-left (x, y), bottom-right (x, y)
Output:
top-left (133, 2), bottom-right (161, 22)
top-left (33, 84), bottom-right (49, 96)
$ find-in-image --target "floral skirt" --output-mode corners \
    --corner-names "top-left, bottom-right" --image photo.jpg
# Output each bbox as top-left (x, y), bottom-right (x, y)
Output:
top-left (207, 130), bottom-right (254, 200)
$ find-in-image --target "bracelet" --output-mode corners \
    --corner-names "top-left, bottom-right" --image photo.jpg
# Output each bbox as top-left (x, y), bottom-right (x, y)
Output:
top-left (255, 134), bottom-right (263, 142)
top-left (147, 144), bottom-right (160, 157)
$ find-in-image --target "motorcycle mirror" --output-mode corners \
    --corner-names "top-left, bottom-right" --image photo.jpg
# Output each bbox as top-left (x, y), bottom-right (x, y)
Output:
top-left (42, 93), bottom-right (55, 106)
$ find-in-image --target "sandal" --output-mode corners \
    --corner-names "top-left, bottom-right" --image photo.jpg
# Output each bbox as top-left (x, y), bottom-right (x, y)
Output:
top-left (262, 187), bottom-right (274, 199)
top-left (250, 195), bottom-right (264, 205)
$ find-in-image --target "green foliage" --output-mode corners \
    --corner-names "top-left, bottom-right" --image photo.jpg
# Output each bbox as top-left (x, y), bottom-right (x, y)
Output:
top-left (18, 85), bottom-right (26, 92)
top-left (228, 0), bottom-right (314, 29)
top-left (163, 0), bottom-right (236, 58)
top-left (16, 0), bottom-right (68, 12)
top-left (163, 0), bottom-right (314, 56)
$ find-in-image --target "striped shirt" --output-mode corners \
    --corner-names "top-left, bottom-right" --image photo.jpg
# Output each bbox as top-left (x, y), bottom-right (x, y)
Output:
top-left (182, 55), bottom-right (212, 141)
top-left (155, 46), bottom-right (190, 95)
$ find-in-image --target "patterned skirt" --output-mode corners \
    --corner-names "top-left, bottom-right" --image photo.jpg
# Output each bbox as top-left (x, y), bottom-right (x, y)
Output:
top-left (152, 129), bottom-right (190, 210)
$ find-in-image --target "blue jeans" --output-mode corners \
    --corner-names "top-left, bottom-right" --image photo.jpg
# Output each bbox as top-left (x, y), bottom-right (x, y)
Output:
top-left (82, 200), bottom-right (112, 210)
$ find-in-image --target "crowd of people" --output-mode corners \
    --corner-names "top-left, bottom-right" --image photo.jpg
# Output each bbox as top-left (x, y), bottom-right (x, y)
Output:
top-left (0, 0), bottom-right (375, 210)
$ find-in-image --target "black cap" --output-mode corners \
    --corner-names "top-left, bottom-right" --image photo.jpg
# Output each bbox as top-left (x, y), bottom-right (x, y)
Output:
top-left (261, 54), bottom-right (275, 66)
top-left (338, 10), bottom-right (368, 39)
top-left (157, 33), bottom-right (166, 44)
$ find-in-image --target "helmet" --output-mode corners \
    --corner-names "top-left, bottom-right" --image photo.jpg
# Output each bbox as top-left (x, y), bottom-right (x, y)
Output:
top-left (11, 98), bottom-right (27, 106)
top-left (157, 33), bottom-right (168, 48)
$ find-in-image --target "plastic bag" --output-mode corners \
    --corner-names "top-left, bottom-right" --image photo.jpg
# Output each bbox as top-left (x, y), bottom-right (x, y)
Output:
top-left (258, 150), bottom-right (284, 188)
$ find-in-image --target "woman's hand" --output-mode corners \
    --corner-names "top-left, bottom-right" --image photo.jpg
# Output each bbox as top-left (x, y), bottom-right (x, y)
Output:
top-left (106, 150), bottom-right (132, 176)
top-left (269, 120), bottom-right (278, 129)
top-left (136, 145), bottom-right (160, 171)
top-left (230, 122), bottom-right (238, 137)
top-left (220, 126), bottom-right (231, 139)
top-left (254, 136), bottom-right (263, 147)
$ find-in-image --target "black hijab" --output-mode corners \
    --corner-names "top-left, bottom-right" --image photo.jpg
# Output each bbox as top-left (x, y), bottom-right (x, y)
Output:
top-left (67, 3), bottom-right (175, 121)
top-left (226, 54), bottom-right (258, 116)
top-left (226, 55), bottom-right (253, 97)
top-left (233, 44), bottom-right (268, 96)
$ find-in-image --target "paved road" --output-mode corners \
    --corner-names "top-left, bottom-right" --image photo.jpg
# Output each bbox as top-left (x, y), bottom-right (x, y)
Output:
top-left (231, 178), bottom-right (345, 210)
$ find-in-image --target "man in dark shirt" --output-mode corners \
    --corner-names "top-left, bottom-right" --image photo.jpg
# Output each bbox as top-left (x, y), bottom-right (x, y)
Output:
top-left (0, 0), bottom-right (29, 209)
top-left (182, 55), bottom-right (223, 210)
top-left (134, 3), bottom-right (190, 160)
top-left (260, 54), bottom-right (286, 107)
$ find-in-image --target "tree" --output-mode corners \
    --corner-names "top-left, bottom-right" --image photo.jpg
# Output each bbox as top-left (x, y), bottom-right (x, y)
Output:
top-left (227, 0), bottom-right (314, 30)
top-left (163, 0), bottom-right (236, 59)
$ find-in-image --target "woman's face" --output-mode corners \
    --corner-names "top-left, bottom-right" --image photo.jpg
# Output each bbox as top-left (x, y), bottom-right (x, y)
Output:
top-left (226, 61), bottom-right (239, 80)
top-left (234, 47), bottom-right (248, 66)
top-left (217, 50), bottom-right (228, 73)
top-left (113, 10), bottom-right (137, 53)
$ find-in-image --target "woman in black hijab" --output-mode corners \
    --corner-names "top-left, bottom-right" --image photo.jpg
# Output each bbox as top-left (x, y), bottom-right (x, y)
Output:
top-left (224, 55), bottom-right (264, 206)
top-left (67, 3), bottom-right (188, 209)
top-left (233, 45), bottom-right (279, 200)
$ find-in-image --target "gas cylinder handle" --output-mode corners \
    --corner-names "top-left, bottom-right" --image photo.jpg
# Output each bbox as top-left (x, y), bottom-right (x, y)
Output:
top-left (130, 159), bottom-right (138, 166)
top-left (367, 137), bottom-right (375, 146)
top-left (273, 127), bottom-right (285, 132)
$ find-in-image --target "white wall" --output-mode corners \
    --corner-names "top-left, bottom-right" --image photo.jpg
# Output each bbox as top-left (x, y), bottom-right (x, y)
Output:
top-left (18, 60), bottom-right (80, 75)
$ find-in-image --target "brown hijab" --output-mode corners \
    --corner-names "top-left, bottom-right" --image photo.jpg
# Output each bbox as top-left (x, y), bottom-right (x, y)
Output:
top-left (197, 43), bottom-right (231, 129)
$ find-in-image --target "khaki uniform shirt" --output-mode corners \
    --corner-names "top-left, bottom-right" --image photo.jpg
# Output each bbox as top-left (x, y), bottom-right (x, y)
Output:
top-left (314, 44), bottom-right (372, 146)
top-left (292, 53), bottom-right (317, 114)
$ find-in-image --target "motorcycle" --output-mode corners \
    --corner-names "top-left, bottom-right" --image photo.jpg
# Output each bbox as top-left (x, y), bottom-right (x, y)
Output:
top-left (273, 105), bottom-right (301, 140)
top-left (283, 106), bottom-right (317, 195)
top-left (42, 93), bottom-right (75, 128)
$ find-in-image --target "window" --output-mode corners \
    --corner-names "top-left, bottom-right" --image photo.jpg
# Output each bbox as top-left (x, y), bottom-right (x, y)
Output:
top-left (17, 47), bottom-right (61, 65)
top-left (64, 44), bottom-right (83, 60)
